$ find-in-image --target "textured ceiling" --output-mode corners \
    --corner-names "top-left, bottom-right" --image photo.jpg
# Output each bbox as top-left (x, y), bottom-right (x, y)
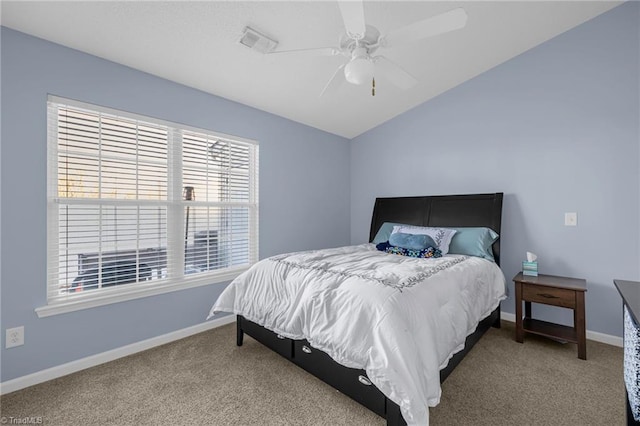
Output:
top-left (1, 1), bottom-right (621, 138)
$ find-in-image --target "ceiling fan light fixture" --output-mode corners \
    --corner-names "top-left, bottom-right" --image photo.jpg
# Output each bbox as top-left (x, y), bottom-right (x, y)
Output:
top-left (344, 57), bottom-right (374, 85)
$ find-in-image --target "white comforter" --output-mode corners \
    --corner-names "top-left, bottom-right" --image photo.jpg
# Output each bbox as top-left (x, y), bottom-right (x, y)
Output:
top-left (208, 244), bottom-right (506, 425)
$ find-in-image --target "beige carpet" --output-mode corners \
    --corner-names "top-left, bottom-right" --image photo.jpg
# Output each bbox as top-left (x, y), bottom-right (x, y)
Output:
top-left (1, 321), bottom-right (624, 425)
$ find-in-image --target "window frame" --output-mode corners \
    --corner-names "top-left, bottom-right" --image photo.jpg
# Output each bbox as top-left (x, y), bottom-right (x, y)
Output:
top-left (37, 96), bottom-right (259, 318)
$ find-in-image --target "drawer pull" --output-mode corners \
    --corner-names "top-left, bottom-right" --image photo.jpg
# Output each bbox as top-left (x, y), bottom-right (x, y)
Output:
top-left (302, 345), bottom-right (312, 354)
top-left (539, 293), bottom-right (559, 299)
top-left (276, 334), bottom-right (285, 340)
top-left (358, 375), bottom-right (372, 386)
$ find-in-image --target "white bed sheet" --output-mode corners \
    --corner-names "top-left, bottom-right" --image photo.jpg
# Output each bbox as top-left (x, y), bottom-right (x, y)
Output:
top-left (209, 243), bottom-right (506, 425)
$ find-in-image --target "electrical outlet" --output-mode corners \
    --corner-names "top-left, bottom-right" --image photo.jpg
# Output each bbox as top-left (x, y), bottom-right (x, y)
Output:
top-left (6, 326), bottom-right (24, 348)
top-left (564, 212), bottom-right (577, 226)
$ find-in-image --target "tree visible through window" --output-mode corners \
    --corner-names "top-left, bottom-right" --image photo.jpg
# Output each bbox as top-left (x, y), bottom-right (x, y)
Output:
top-left (47, 97), bottom-right (259, 304)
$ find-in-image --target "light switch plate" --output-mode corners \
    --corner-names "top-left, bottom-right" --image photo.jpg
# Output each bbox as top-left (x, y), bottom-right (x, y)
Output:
top-left (564, 212), bottom-right (577, 226)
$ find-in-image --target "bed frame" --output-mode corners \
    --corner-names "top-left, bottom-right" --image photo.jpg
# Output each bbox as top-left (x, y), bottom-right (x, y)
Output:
top-left (236, 192), bottom-right (504, 425)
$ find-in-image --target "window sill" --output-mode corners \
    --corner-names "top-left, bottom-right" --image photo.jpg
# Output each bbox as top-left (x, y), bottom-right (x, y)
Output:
top-left (35, 267), bottom-right (248, 318)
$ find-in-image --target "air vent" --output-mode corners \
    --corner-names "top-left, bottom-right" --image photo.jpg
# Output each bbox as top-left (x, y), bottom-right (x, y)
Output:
top-left (239, 27), bottom-right (278, 54)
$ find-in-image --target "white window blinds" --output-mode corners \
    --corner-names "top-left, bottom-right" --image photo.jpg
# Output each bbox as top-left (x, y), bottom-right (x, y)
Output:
top-left (47, 96), bottom-right (258, 304)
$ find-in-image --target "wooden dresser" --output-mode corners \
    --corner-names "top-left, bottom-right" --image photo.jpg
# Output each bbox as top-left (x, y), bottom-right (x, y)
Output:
top-left (614, 279), bottom-right (640, 425)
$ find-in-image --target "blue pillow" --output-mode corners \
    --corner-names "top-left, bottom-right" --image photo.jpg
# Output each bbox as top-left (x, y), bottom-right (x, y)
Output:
top-left (372, 222), bottom-right (407, 244)
top-left (389, 232), bottom-right (437, 251)
top-left (447, 227), bottom-right (499, 261)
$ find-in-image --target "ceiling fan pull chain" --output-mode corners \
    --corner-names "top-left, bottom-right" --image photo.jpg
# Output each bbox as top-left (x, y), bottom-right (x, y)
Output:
top-left (372, 78), bottom-right (376, 96)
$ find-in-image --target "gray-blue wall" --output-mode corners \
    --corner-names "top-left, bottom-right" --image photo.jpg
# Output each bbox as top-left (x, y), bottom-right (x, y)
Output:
top-left (0, 27), bottom-right (350, 382)
top-left (351, 2), bottom-right (640, 338)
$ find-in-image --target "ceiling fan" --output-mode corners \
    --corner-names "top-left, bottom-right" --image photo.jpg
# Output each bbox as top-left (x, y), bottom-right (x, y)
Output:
top-left (268, 2), bottom-right (468, 96)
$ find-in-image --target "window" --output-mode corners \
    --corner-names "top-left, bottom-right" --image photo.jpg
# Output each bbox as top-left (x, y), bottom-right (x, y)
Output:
top-left (44, 96), bottom-right (258, 312)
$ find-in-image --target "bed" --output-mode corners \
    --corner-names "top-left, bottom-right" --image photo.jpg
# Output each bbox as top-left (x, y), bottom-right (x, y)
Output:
top-left (209, 193), bottom-right (505, 425)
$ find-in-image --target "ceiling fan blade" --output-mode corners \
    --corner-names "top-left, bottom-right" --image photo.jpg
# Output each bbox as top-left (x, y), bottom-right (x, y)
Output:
top-left (320, 64), bottom-right (346, 97)
top-left (382, 7), bottom-right (467, 47)
top-left (373, 56), bottom-right (417, 90)
top-left (338, 1), bottom-right (366, 39)
top-left (267, 47), bottom-right (341, 58)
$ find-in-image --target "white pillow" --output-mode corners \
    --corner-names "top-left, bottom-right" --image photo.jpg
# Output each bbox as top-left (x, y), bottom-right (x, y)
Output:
top-left (391, 225), bottom-right (457, 255)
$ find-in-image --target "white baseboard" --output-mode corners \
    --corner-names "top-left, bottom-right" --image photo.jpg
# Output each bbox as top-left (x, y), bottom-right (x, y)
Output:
top-left (501, 312), bottom-right (623, 347)
top-left (0, 314), bottom-right (235, 395)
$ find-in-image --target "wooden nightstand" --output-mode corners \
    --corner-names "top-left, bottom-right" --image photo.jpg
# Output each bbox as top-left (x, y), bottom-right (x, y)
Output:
top-left (513, 272), bottom-right (587, 360)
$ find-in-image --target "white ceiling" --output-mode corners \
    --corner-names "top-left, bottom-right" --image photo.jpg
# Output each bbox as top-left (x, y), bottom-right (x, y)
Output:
top-left (1, 1), bottom-right (621, 139)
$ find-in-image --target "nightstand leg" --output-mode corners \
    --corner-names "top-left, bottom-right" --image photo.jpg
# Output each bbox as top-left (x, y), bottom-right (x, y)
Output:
top-left (515, 282), bottom-right (524, 343)
top-left (575, 292), bottom-right (586, 360)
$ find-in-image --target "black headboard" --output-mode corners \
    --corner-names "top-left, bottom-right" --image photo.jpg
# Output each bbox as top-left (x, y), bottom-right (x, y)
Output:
top-left (369, 193), bottom-right (504, 265)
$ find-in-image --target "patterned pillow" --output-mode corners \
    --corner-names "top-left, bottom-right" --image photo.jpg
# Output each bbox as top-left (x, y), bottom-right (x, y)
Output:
top-left (376, 241), bottom-right (442, 259)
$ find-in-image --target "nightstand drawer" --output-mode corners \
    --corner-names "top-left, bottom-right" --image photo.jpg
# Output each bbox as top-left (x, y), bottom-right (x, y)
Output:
top-left (522, 284), bottom-right (576, 308)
